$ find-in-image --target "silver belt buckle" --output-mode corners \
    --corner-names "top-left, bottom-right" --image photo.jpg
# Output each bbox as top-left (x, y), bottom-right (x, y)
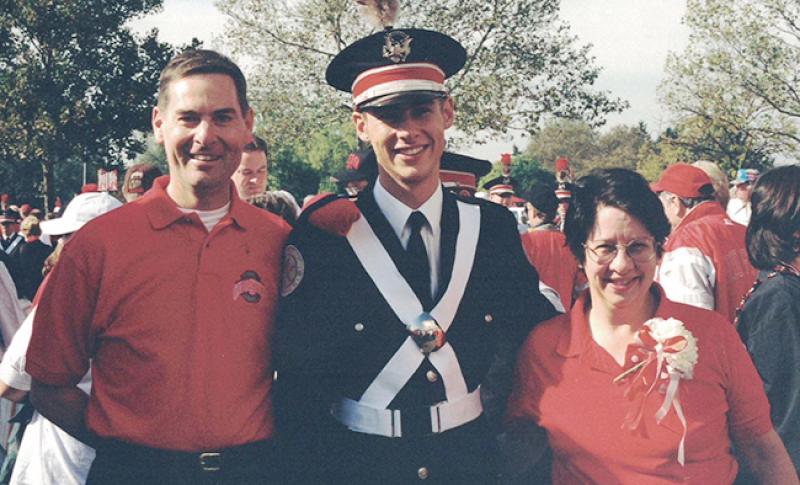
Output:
top-left (199, 452), bottom-right (221, 472)
top-left (407, 312), bottom-right (446, 355)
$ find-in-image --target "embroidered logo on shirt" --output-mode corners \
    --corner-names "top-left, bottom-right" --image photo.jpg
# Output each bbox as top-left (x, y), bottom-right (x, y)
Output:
top-left (233, 271), bottom-right (265, 303)
top-left (280, 245), bottom-right (304, 297)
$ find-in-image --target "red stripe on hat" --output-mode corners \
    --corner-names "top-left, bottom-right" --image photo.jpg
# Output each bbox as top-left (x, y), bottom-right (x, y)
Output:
top-left (352, 64), bottom-right (445, 100)
top-left (489, 184), bottom-right (514, 195)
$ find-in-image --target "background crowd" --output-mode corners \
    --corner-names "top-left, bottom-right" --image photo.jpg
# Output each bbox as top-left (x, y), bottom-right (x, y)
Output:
top-left (0, 1), bottom-right (798, 483)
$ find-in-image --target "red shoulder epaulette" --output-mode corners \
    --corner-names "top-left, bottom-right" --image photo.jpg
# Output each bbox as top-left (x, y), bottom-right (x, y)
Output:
top-left (301, 193), bottom-right (360, 237)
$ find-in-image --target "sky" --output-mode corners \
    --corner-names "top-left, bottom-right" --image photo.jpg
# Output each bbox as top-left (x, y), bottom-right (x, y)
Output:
top-left (129, 0), bottom-right (691, 161)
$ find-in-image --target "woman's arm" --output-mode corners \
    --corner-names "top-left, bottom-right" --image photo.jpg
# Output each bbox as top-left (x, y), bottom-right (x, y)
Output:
top-left (500, 418), bottom-right (551, 483)
top-left (736, 429), bottom-right (799, 485)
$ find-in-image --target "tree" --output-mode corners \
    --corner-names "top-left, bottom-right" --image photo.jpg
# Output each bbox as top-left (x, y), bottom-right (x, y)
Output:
top-left (522, 119), bottom-right (597, 174)
top-left (659, 0), bottom-right (800, 174)
top-left (673, 116), bottom-right (773, 171)
top-left (636, 128), bottom-right (694, 181)
top-left (590, 123), bottom-right (650, 172)
top-left (217, 0), bottom-right (627, 151)
top-left (510, 156), bottom-right (556, 197)
top-left (0, 0), bottom-right (175, 212)
top-left (259, 118), bottom-right (358, 199)
top-left (268, 146), bottom-right (323, 203)
top-left (134, 134), bottom-right (169, 173)
top-left (522, 119), bottom-right (650, 176)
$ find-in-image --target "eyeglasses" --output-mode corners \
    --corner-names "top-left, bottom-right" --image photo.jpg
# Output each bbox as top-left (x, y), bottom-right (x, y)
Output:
top-left (583, 238), bottom-right (657, 265)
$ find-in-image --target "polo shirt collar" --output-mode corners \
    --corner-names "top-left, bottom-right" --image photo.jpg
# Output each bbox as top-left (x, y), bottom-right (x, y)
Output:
top-left (142, 176), bottom-right (256, 231)
top-left (373, 178), bottom-right (443, 241)
top-left (557, 284), bottom-right (671, 358)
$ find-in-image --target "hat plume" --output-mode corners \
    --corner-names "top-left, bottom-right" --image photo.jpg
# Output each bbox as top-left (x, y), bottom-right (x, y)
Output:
top-left (355, 0), bottom-right (399, 29)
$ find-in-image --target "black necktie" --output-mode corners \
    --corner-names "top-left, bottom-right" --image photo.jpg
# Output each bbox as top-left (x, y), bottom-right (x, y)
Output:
top-left (406, 211), bottom-right (432, 310)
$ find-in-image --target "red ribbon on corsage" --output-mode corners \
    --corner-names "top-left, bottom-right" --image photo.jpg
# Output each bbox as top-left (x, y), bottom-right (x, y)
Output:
top-left (615, 319), bottom-right (696, 466)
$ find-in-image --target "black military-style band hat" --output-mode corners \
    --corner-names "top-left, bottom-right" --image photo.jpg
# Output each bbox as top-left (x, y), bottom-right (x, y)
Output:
top-left (326, 28), bottom-right (467, 110)
top-left (524, 184), bottom-right (559, 217)
top-left (332, 148), bottom-right (378, 184)
top-left (482, 176), bottom-right (516, 196)
top-left (440, 152), bottom-right (492, 192)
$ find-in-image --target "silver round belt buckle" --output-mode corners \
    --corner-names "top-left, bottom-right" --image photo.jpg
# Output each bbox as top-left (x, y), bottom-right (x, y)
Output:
top-left (407, 312), bottom-right (446, 355)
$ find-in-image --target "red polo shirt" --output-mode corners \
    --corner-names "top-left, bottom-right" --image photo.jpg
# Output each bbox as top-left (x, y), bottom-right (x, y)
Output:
top-left (27, 177), bottom-right (290, 451)
top-left (507, 285), bottom-right (772, 484)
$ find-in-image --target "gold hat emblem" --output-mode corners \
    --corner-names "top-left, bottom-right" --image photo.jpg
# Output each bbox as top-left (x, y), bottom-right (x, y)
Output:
top-left (383, 31), bottom-right (413, 63)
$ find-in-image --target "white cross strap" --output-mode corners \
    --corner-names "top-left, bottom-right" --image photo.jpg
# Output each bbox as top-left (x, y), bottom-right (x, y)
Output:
top-left (345, 201), bottom-right (481, 409)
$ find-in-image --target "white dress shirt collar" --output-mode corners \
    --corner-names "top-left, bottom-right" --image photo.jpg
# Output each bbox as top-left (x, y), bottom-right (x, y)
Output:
top-left (373, 179), bottom-right (443, 245)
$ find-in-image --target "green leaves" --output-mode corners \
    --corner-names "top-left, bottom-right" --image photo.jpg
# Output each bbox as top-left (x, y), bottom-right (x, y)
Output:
top-left (659, 0), bottom-right (800, 173)
top-left (211, 0), bottom-right (628, 197)
top-left (0, 0), bottom-right (173, 210)
top-left (217, 0), bottom-right (626, 148)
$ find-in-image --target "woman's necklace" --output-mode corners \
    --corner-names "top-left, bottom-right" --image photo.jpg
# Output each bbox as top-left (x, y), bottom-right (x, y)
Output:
top-left (733, 261), bottom-right (800, 327)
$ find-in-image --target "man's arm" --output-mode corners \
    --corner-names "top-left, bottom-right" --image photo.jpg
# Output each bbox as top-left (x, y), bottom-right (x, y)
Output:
top-left (657, 247), bottom-right (716, 310)
top-left (29, 379), bottom-right (95, 446)
top-left (736, 429), bottom-right (799, 484)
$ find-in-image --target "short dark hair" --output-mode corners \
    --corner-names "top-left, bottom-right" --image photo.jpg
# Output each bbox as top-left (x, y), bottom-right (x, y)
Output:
top-left (250, 190), bottom-right (300, 225)
top-left (158, 49), bottom-right (249, 115)
top-left (244, 135), bottom-right (269, 157)
top-left (564, 168), bottom-right (671, 263)
top-left (746, 165), bottom-right (800, 270)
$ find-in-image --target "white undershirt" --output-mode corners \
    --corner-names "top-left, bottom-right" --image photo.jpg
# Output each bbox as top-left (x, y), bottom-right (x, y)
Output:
top-left (178, 203), bottom-right (230, 232)
top-left (373, 181), bottom-right (443, 297)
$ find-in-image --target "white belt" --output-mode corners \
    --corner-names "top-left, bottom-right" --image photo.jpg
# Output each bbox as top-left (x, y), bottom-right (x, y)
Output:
top-left (331, 386), bottom-right (483, 438)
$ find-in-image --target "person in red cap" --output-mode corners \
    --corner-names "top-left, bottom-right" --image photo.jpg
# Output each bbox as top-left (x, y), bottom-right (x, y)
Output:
top-left (274, 6), bottom-right (557, 482)
top-left (652, 163), bottom-right (757, 324)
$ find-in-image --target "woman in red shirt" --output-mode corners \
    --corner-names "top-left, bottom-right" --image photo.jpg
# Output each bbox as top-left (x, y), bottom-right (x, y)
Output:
top-left (507, 168), bottom-right (797, 484)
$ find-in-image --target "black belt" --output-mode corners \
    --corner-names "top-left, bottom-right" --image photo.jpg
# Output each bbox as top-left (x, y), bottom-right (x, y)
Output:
top-left (95, 438), bottom-right (272, 474)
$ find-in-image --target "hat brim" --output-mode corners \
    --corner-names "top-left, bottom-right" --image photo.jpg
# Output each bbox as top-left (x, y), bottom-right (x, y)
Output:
top-left (40, 218), bottom-right (82, 236)
top-left (359, 91), bottom-right (447, 110)
top-left (440, 152), bottom-right (492, 179)
top-left (333, 170), bottom-right (372, 184)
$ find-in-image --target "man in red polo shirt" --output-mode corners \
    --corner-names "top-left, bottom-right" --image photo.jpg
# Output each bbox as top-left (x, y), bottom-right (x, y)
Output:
top-left (27, 49), bottom-right (290, 484)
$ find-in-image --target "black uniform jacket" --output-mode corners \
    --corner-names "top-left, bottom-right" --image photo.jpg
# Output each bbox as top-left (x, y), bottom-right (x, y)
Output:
top-left (274, 187), bottom-right (556, 484)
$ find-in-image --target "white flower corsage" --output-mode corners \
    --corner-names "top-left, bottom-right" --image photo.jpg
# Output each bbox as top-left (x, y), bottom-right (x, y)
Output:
top-left (615, 317), bottom-right (698, 465)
